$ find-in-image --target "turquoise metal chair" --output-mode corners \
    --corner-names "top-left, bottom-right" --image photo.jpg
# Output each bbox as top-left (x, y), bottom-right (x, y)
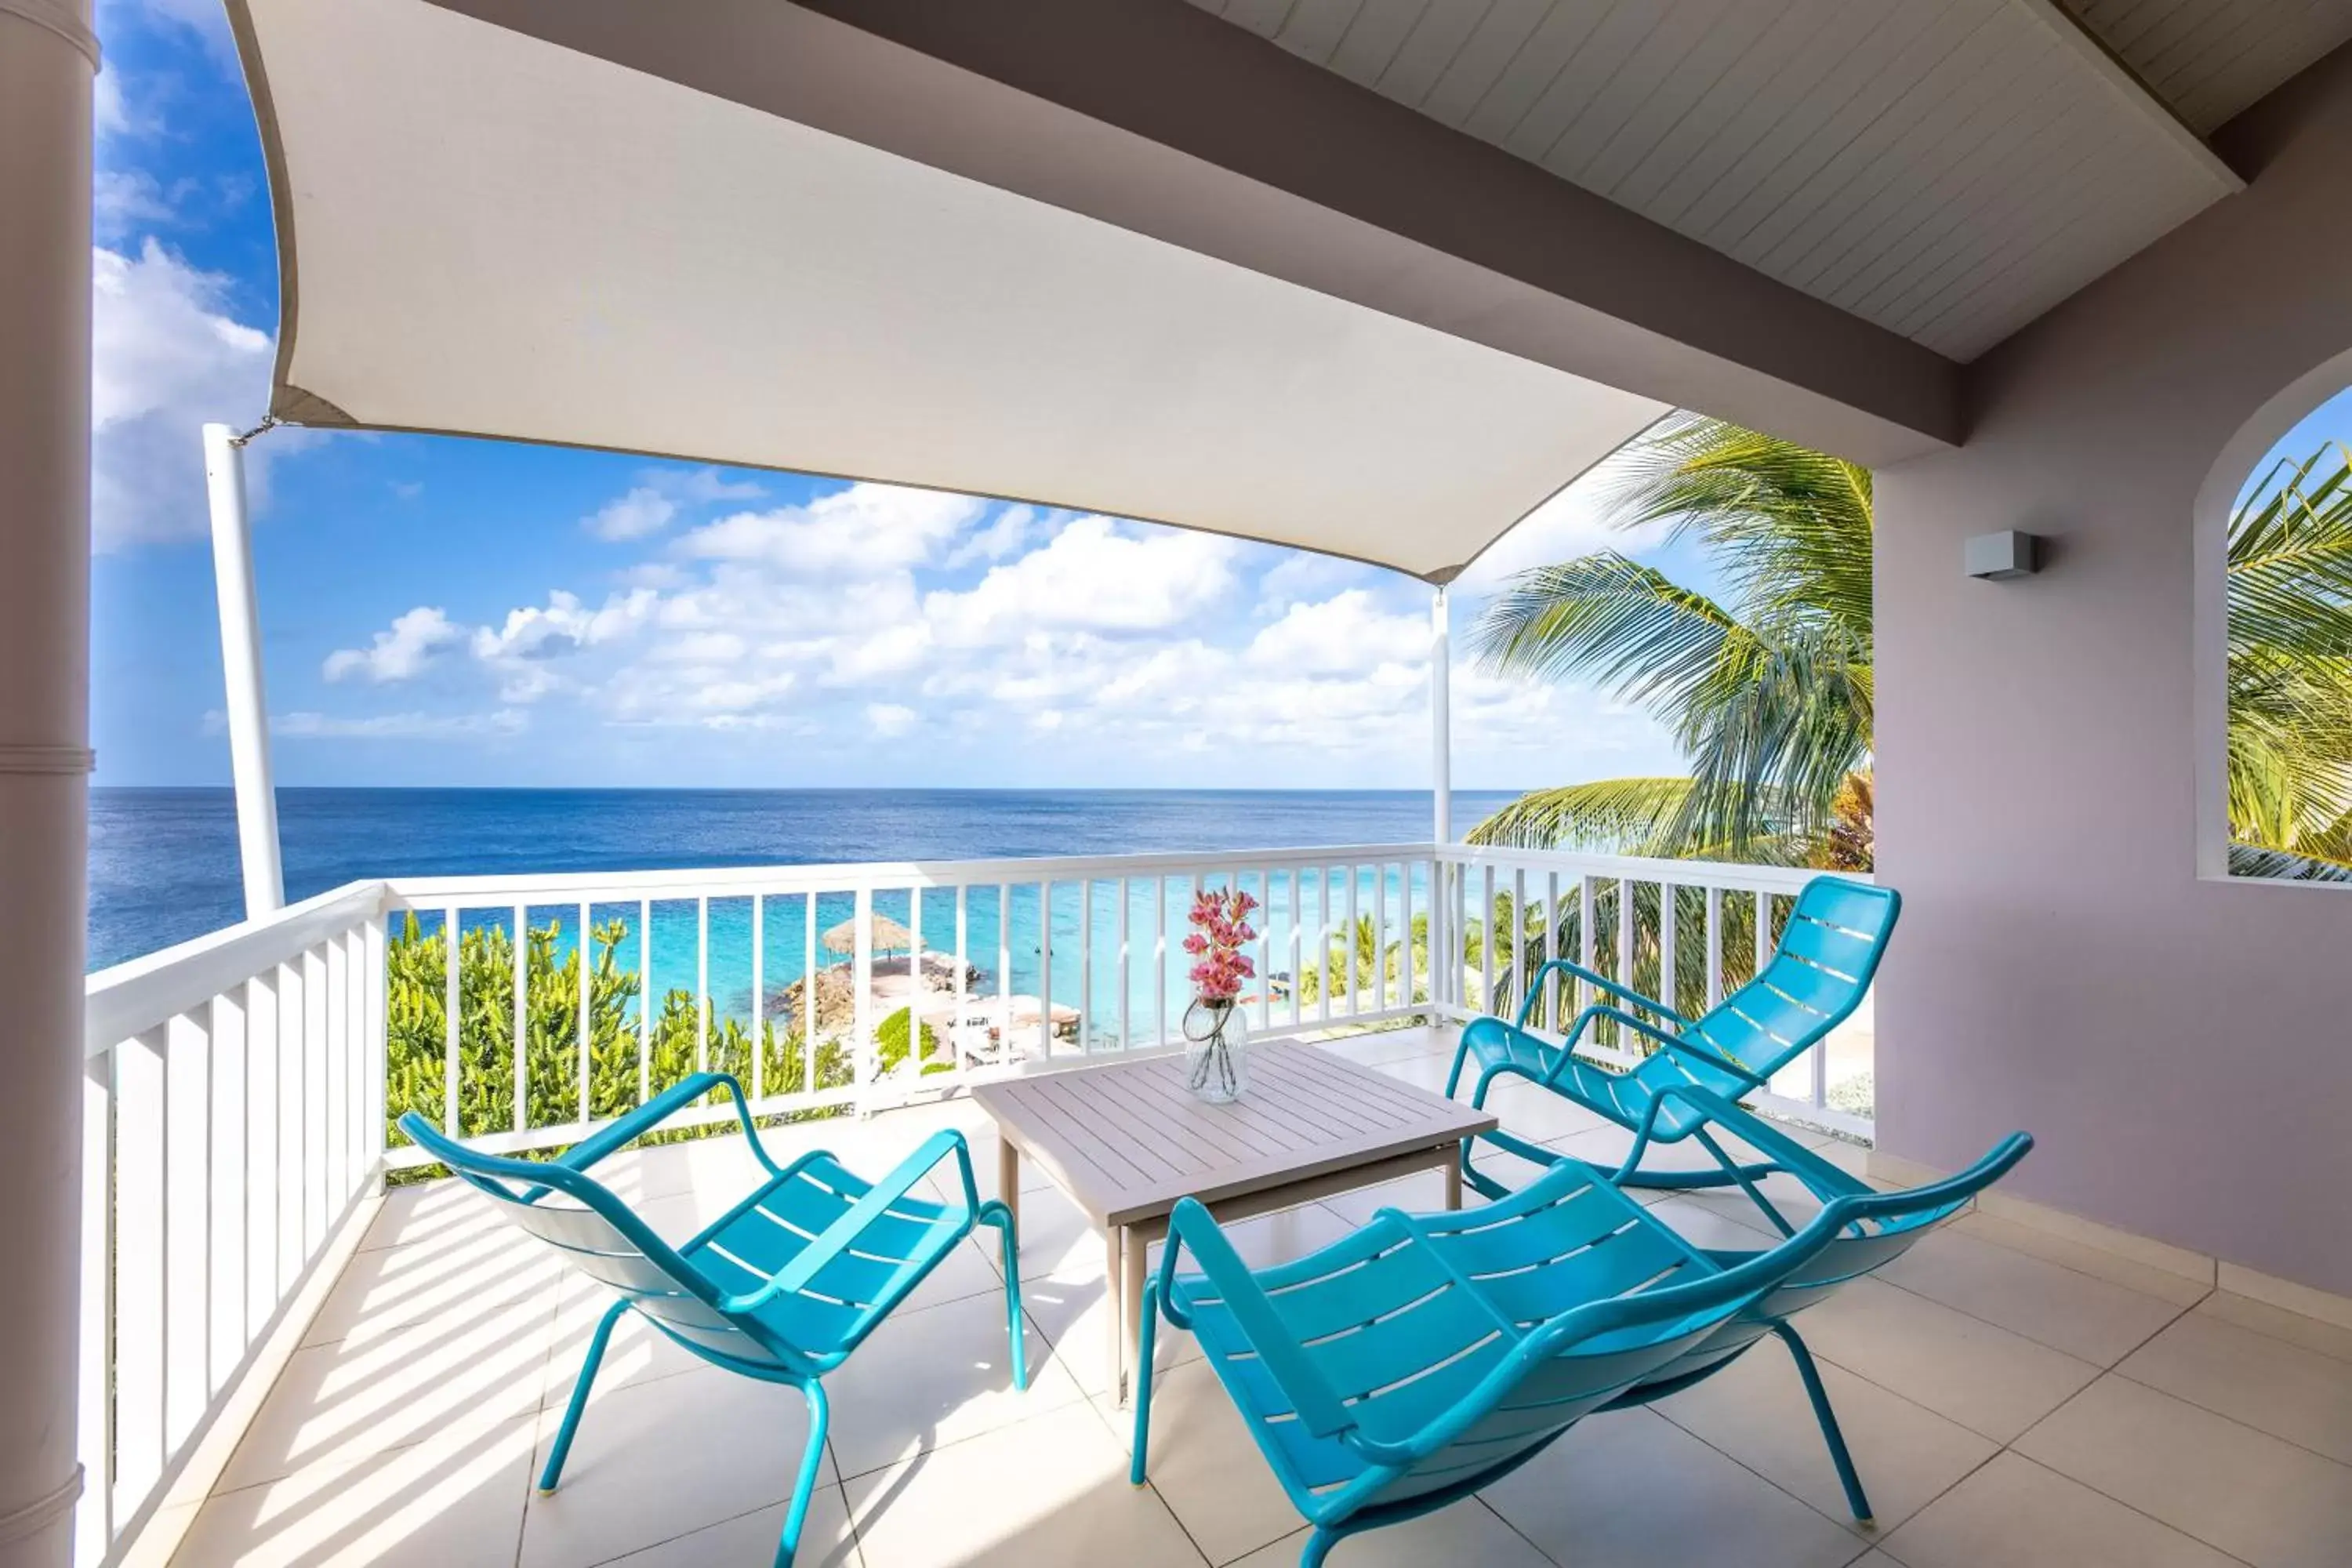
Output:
top-left (1447, 874), bottom-right (1899, 1197)
top-left (1130, 1156), bottom-right (1867, 1567)
top-left (1536, 1082), bottom-right (2030, 1524)
top-left (397, 1073), bottom-right (1025, 1568)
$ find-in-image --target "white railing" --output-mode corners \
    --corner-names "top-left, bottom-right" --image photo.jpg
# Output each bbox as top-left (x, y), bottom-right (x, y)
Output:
top-left (1431, 844), bottom-right (1875, 1135)
top-left (73, 838), bottom-right (1871, 1563)
top-left (79, 881), bottom-right (387, 1567)
top-left (376, 844), bottom-right (1440, 1164)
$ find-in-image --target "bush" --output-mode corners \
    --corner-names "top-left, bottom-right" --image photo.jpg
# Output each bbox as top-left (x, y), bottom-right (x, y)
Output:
top-left (874, 1005), bottom-right (951, 1076)
top-left (385, 913), bottom-right (855, 1162)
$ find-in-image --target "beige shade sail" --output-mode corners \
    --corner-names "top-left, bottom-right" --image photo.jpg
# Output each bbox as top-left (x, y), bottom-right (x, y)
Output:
top-left (228, 0), bottom-right (1666, 582)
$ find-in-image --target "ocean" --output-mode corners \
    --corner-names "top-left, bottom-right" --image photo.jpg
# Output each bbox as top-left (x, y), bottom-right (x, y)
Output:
top-left (89, 789), bottom-right (1521, 1036)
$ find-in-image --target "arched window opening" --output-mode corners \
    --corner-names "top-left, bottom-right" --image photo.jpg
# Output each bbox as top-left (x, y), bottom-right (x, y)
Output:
top-left (2223, 390), bottom-right (2352, 883)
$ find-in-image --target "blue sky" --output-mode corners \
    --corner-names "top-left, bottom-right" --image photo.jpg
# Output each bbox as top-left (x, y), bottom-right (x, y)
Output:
top-left (89, 3), bottom-right (2352, 795)
top-left (88, 0), bottom-right (1716, 793)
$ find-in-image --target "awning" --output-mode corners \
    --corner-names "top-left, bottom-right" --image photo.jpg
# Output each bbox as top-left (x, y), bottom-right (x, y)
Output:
top-left (229, 0), bottom-right (1666, 582)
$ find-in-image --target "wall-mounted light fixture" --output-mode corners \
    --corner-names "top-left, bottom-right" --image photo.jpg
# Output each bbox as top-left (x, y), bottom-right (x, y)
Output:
top-left (1965, 530), bottom-right (2042, 580)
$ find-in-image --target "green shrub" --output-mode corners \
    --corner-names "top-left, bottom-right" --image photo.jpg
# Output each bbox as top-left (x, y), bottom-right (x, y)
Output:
top-left (385, 913), bottom-right (855, 1166)
top-left (874, 1005), bottom-right (951, 1076)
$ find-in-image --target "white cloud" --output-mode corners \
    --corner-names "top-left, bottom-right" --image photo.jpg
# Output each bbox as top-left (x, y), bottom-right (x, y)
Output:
top-left (677, 483), bottom-right (983, 578)
top-left (470, 589), bottom-right (655, 663)
top-left (924, 517), bottom-right (1238, 646)
top-left (272, 708), bottom-right (527, 741)
top-left (583, 486), bottom-right (674, 541)
top-left (944, 505), bottom-right (1040, 568)
top-left (110, 0), bottom-right (238, 69)
top-left (583, 467), bottom-right (764, 540)
top-left (323, 607), bottom-right (463, 683)
top-left (1451, 457), bottom-right (1665, 594)
top-left (866, 702), bottom-right (917, 738)
top-left (90, 241), bottom-right (272, 549)
top-left (1245, 590), bottom-right (1428, 676)
top-left (93, 171), bottom-right (181, 238)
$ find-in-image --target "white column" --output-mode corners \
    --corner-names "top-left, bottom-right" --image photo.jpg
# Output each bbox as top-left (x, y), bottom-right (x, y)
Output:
top-left (205, 424), bottom-right (284, 917)
top-left (1429, 584), bottom-right (1451, 1011)
top-left (0, 2), bottom-right (99, 1563)
top-left (1430, 585), bottom-right (1451, 841)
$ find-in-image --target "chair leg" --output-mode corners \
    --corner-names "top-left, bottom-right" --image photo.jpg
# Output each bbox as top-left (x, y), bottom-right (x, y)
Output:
top-left (538, 1298), bottom-right (627, 1494)
top-left (773, 1379), bottom-right (833, 1568)
top-left (1298, 1526), bottom-right (1339, 1568)
top-left (1693, 1127), bottom-right (1796, 1236)
top-left (1129, 1281), bottom-right (1160, 1486)
top-left (980, 1200), bottom-right (1028, 1392)
top-left (1774, 1323), bottom-right (1873, 1524)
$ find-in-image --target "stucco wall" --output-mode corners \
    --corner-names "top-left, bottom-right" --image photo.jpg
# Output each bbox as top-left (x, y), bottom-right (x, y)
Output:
top-left (1873, 44), bottom-right (2352, 1295)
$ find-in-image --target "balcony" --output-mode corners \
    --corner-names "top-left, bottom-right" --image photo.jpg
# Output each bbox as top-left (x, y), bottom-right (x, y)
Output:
top-left (77, 844), bottom-right (2352, 1568)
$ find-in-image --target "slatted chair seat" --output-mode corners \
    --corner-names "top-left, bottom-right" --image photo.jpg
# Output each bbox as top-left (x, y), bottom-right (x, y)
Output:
top-left (1132, 1156), bottom-right (1865, 1567)
top-left (1448, 875), bottom-right (1899, 1196)
top-left (399, 1073), bottom-right (1025, 1568)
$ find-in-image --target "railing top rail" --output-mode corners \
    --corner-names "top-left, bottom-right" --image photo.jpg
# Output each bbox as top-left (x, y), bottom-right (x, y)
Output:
top-left (380, 843), bottom-right (1442, 905)
top-left (1436, 843), bottom-right (1864, 896)
top-left (85, 879), bottom-right (387, 1055)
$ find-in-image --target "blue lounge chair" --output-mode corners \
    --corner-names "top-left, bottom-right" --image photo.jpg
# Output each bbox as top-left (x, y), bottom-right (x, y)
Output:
top-left (1129, 1156), bottom-right (1867, 1567)
top-left (1547, 1082), bottom-right (2029, 1524)
top-left (398, 1073), bottom-right (1025, 1568)
top-left (1447, 874), bottom-right (1898, 1196)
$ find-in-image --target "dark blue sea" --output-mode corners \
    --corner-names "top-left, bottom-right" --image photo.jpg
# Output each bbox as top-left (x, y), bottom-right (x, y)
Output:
top-left (88, 788), bottom-right (1520, 976)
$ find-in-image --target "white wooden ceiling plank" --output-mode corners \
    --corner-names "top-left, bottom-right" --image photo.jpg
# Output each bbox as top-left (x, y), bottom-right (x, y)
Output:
top-left (1570, 0), bottom-right (1789, 198)
top-left (1220, 0), bottom-right (1301, 40)
top-left (1504, 0), bottom-right (1679, 164)
top-left (2133, 0), bottom-right (2273, 93)
top-left (1711, 0), bottom-right (2002, 263)
top-left (1638, 0), bottom-right (1889, 230)
top-left (1420, 0), bottom-right (1560, 128)
top-left (2089, 0), bottom-right (2209, 59)
top-left (1818, 88), bottom-right (2107, 314)
top-left (1327, 0), bottom-right (1438, 85)
top-left (1771, 15), bottom-right (2078, 289)
top-left (1865, 114), bottom-right (2137, 331)
top-left (1373, 0), bottom-right (1500, 107)
top-left (1277, 0), bottom-right (1374, 65)
top-left (1460, 2), bottom-right (1617, 146)
top-left (2169, 6), bottom-right (2352, 130)
top-left (1915, 165), bottom-right (2210, 356)
top-left (1669, 0), bottom-right (1943, 241)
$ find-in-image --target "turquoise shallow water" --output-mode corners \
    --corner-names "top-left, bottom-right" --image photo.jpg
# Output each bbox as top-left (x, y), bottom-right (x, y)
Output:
top-left (90, 788), bottom-right (1519, 1040)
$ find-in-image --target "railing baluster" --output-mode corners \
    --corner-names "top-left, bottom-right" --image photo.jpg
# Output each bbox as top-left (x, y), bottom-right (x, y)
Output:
top-left (1316, 866), bottom-right (1330, 1025)
top-left (1660, 881), bottom-right (1679, 1022)
top-left (996, 883), bottom-right (1012, 1063)
top-left (304, 944), bottom-right (328, 1247)
top-left (577, 900), bottom-right (592, 1125)
top-left (1257, 868), bottom-right (1273, 1031)
top-left (854, 886), bottom-right (876, 1098)
top-left (323, 932), bottom-right (345, 1211)
top-left (752, 893), bottom-right (766, 1101)
top-left (442, 906), bottom-right (461, 1135)
top-left (76, 1056), bottom-right (114, 1563)
top-left (1345, 863), bottom-right (1361, 1019)
top-left (163, 1011), bottom-right (209, 1454)
top-left (1509, 867), bottom-right (1525, 1018)
top-left (1543, 871), bottom-right (1560, 1032)
top-left (1078, 877), bottom-right (1092, 1054)
top-left (910, 885), bottom-right (925, 1069)
top-left (1617, 878), bottom-right (1637, 1041)
top-left (510, 905), bottom-right (528, 1135)
top-left (638, 898), bottom-right (653, 1107)
top-left (1038, 881), bottom-right (1053, 1059)
top-left (1116, 877), bottom-right (1131, 1052)
top-left (245, 969), bottom-right (278, 1341)
top-left (1577, 877), bottom-right (1597, 1024)
top-left (207, 989), bottom-right (247, 1396)
top-left (277, 959), bottom-right (302, 1294)
top-left (695, 896), bottom-right (710, 1075)
top-left (1292, 869), bottom-right (1307, 1028)
top-left (1153, 876), bottom-right (1167, 1050)
top-left (114, 1027), bottom-right (167, 1513)
top-left (1705, 887), bottom-right (1724, 1010)
top-left (803, 891), bottom-right (819, 1093)
top-left (1478, 865), bottom-right (1494, 1020)
top-left (955, 884), bottom-right (970, 1069)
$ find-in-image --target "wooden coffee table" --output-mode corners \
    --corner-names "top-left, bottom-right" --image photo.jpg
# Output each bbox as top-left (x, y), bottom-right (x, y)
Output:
top-left (971, 1036), bottom-right (1497, 1403)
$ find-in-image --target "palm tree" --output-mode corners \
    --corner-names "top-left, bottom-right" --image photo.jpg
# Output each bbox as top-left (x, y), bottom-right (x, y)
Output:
top-left (1471, 419), bottom-right (2352, 877)
top-left (1469, 417), bottom-right (1871, 865)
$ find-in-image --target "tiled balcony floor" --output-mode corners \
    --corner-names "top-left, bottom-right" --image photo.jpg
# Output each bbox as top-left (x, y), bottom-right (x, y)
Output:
top-left (170, 1027), bottom-right (2352, 1568)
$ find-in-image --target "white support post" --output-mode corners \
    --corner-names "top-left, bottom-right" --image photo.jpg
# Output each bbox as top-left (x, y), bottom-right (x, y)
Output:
top-left (1429, 584), bottom-right (1451, 1018)
top-left (205, 423), bottom-right (284, 918)
top-left (3, 4), bottom-right (102, 1559)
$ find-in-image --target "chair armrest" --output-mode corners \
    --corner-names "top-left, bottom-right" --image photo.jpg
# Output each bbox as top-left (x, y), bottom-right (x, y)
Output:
top-left (1577, 1006), bottom-right (1768, 1088)
top-left (1515, 959), bottom-right (1689, 1032)
top-left (723, 1129), bottom-right (971, 1312)
top-left (1157, 1197), bottom-right (1356, 1440)
top-left (1615, 1083), bottom-right (1866, 1205)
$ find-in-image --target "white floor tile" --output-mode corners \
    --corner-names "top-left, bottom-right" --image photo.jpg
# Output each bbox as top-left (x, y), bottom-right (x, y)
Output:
top-left (2118, 1309), bottom-right (2352, 1465)
top-left (1878, 1451), bottom-right (2238, 1568)
top-left (842, 1403), bottom-right (1206, 1568)
top-left (520, 1363), bottom-right (836, 1568)
top-left (821, 1287), bottom-right (1082, 1479)
top-left (1116, 1359), bottom-right (1301, 1566)
top-left (1796, 1277), bottom-right (2101, 1443)
top-left (2015, 1374), bottom-right (2352, 1568)
top-left (1877, 1228), bottom-right (2191, 1366)
top-left (1222, 1501), bottom-right (1551, 1568)
top-left (1479, 1406), bottom-right (1867, 1568)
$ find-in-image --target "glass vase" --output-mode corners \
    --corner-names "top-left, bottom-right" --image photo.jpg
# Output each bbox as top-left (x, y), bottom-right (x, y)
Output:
top-left (1181, 996), bottom-right (1250, 1104)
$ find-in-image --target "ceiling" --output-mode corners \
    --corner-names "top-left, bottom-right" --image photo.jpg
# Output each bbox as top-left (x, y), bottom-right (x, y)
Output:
top-left (1186, 0), bottom-right (2350, 361)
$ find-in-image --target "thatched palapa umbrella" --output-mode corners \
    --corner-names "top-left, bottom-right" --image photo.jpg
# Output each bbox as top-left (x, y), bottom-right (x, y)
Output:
top-left (822, 914), bottom-right (913, 957)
